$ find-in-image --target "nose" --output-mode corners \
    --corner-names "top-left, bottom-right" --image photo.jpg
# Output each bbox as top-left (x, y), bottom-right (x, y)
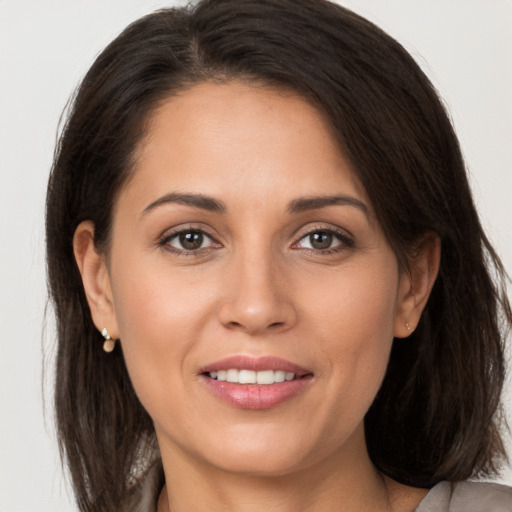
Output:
top-left (216, 251), bottom-right (297, 336)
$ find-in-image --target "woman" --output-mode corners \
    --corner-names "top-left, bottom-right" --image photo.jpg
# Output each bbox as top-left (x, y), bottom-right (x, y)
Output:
top-left (46, 0), bottom-right (511, 510)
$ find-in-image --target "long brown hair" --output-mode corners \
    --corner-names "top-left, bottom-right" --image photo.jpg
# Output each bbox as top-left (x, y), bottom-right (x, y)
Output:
top-left (46, 1), bottom-right (511, 510)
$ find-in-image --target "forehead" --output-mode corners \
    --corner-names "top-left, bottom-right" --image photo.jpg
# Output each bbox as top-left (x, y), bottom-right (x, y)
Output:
top-left (121, 81), bottom-right (369, 214)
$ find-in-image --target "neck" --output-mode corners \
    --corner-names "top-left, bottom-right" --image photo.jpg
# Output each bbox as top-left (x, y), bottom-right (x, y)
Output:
top-left (156, 428), bottom-right (427, 512)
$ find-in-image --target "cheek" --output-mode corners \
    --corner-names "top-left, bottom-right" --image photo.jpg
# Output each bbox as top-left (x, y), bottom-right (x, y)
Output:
top-left (304, 258), bottom-right (398, 339)
top-left (108, 256), bottom-right (217, 413)
top-left (304, 261), bottom-right (398, 400)
top-left (111, 249), bottom-right (218, 341)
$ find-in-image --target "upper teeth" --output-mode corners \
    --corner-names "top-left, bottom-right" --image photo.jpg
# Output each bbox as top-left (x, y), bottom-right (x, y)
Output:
top-left (209, 369), bottom-right (296, 384)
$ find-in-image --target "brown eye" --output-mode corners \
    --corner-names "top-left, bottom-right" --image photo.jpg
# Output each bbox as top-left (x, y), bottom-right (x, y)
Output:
top-left (294, 228), bottom-right (352, 252)
top-left (163, 229), bottom-right (216, 253)
top-left (179, 231), bottom-right (204, 250)
top-left (309, 231), bottom-right (333, 250)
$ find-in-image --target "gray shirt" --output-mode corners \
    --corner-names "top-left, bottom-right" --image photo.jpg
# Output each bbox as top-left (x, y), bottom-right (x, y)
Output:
top-left (414, 480), bottom-right (512, 512)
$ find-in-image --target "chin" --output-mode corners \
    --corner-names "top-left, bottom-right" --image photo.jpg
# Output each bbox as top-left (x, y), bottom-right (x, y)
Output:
top-left (203, 448), bottom-right (311, 478)
top-left (185, 423), bottom-right (340, 478)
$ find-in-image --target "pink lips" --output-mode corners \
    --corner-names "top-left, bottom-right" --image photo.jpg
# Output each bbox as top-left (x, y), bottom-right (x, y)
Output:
top-left (200, 356), bottom-right (313, 410)
top-left (200, 355), bottom-right (310, 375)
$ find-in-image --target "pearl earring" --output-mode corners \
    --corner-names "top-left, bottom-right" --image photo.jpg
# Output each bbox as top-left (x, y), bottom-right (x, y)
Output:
top-left (101, 328), bottom-right (116, 353)
top-left (405, 321), bottom-right (412, 333)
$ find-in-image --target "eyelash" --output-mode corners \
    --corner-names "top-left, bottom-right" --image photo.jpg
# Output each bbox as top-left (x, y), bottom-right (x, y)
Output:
top-left (292, 226), bottom-right (354, 255)
top-left (158, 226), bottom-right (219, 255)
top-left (158, 225), bottom-right (354, 256)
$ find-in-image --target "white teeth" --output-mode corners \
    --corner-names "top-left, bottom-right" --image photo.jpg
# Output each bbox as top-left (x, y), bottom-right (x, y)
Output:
top-left (226, 369), bottom-right (239, 383)
top-left (208, 369), bottom-right (297, 384)
top-left (238, 370), bottom-right (256, 384)
top-left (256, 370), bottom-right (274, 384)
top-left (274, 371), bottom-right (285, 383)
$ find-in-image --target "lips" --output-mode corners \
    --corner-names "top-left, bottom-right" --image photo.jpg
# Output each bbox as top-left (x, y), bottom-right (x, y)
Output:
top-left (199, 356), bottom-right (313, 410)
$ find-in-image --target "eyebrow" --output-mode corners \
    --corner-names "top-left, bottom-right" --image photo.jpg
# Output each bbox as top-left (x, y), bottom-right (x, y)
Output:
top-left (141, 192), bottom-right (226, 217)
top-left (141, 192), bottom-right (369, 218)
top-left (287, 195), bottom-right (369, 216)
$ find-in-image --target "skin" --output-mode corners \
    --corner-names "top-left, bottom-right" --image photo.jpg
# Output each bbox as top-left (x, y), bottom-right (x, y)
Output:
top-left (74, 82), bottom-right (439, 512)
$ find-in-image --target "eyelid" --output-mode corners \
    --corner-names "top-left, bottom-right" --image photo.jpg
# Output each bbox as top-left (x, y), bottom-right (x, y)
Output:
top-left (291, 224), bottom-right (354, 251)
top-left (158, 224), bottom-right (221, 253)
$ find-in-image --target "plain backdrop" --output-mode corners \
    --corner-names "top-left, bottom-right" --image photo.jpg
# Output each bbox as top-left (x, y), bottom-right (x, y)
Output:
top-left (1, 1), bottom-right (511, 510)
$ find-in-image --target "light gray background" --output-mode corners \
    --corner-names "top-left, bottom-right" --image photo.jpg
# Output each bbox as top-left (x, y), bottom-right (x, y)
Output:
top-left (1, 1), bottom-right (511, 511)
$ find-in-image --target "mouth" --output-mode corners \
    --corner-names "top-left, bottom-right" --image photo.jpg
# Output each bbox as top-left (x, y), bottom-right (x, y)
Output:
top-left (206, 369), bottom-right (299, 384)
top-left (199, 356), bottom-right (313, 409)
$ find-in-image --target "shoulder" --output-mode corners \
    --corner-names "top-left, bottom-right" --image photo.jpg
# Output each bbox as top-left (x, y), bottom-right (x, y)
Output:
top-left (415, 480), bottom-right (512, 512)
top-left (450, 481), bottom-right (512, 512)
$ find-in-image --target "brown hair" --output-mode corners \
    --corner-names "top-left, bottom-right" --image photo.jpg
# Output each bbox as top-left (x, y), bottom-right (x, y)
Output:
top-left (46, 0), bottom-right (511, 510)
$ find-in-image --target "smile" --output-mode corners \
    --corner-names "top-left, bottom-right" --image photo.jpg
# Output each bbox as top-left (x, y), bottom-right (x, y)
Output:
top-left (200, 356), bottom-right (312, 409)
top-left (208, 369), bottom-right (297, 384)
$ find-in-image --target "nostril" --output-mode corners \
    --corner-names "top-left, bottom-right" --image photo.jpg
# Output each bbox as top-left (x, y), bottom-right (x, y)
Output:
top-left (217, 299), bottom-right (297, 334)
top-left (225, 320), bottom-right (286, 332)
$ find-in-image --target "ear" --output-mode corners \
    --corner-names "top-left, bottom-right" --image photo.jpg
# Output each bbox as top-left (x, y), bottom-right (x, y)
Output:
top-left (394, 233), bottom-right (440, 338)
top-left (73, 221), bottom-right (119, 339)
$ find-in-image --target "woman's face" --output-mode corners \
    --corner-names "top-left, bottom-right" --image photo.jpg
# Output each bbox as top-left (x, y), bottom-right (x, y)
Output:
top-left (94, 82), bottom-right (416, 476)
